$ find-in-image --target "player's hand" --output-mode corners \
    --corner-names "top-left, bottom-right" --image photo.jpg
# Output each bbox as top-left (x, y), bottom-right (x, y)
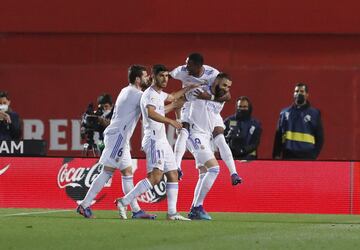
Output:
top-left (194, 89), bottom-right (211, 100)
top-left (172, 97), bottom-right (186, 109)
top-left (170, 120), bottom-right (182, 129)
top-left (0, 111), bottom-right (11, 123)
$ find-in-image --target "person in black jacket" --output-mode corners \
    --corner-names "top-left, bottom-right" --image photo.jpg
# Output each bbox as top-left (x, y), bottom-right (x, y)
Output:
top-left (224, 96), bottom-right (262, 160)
top-left (0, 91), bottom-right (21, 141)
top-left (272, 82), bottom-right (324, 160)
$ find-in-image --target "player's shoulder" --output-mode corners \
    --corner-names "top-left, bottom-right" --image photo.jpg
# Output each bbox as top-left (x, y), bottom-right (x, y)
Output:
top-left (203, 65), bottom-right (220, 76)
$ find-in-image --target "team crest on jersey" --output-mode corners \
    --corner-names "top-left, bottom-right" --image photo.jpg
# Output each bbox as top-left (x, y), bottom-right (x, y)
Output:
top-left (200, 145), bottom-right (205, 150)
top-left (304, 115), bottom-right (311, 123)
top-left (157, 160), bottom-right (162, 165)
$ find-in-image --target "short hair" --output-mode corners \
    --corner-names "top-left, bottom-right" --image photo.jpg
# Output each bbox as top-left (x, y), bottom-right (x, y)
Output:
top-left (295, 82), bottom-right (309, 93)
top-left (152, 64), bottom-right (169, 76)
top-left (236, 96), bottom-right (253, 114)
top-left (97, 93), bottom-right (112, 105)
top-left (0, 91), bottom-right (9, 99)
top-left (216, 72), bottom-right (232, 81)
top-left (128, 65), bottom-right (147, 84)
top-left (188, 52), bottom-right (204, 66)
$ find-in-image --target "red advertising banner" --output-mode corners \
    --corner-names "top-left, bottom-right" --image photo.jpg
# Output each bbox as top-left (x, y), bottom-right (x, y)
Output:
top-left (0, 157), bottom-right (354, 214)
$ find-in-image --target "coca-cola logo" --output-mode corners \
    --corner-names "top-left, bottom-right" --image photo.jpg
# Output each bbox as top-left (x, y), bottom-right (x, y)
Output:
top-left (137, 175), bottom-right (167, 203)
top-left (57, 160), bottom-right (111, 202)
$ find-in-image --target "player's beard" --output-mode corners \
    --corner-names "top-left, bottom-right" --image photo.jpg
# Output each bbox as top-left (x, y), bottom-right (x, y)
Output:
top-left (214, 84), bottom-right (227, 98)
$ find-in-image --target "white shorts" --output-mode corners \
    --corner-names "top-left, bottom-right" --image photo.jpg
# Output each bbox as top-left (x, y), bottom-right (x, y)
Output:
top-left (143, 139), bottom-right (177, 173)
top-left (188, 131), bottom-right (216, 167)
top-left (180, 101), bottom-right (191, 123)
top-left (213, 113), bottom-right (225, 130)
top-left (99, 131), bottom-right (132, 170)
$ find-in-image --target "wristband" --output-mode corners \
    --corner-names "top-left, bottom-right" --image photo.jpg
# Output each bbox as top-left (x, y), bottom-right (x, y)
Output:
top-left (210, 95), bottom-right (215, 101)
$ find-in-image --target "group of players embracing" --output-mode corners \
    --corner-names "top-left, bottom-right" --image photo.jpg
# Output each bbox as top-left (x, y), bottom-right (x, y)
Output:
top-left (77, 53), bottom-right (242, 221)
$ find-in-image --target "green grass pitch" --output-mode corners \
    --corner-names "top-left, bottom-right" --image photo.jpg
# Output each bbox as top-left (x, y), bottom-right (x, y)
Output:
top-left (1, 208), bottom-right (360, 250)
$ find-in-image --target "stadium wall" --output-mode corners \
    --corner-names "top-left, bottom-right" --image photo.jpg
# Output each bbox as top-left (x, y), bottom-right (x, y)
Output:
top-left (0, 157), bottom-right (357, 214)
top-left (1, 1), bottom-right (360, 160)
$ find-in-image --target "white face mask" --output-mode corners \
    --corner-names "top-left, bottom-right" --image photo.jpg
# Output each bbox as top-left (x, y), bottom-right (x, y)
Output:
top-left (0, 104), bottom-right (8, 112)
top-left (102, 109), bottom-right (111, 117)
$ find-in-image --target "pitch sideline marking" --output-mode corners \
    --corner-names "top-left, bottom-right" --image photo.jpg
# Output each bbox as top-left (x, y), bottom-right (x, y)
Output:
top-left (0, 209), bottom-right (73, 217)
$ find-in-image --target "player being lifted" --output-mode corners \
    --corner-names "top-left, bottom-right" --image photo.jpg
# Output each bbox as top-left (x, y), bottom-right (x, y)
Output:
top-left (77, 65), bottom-right (156, 219)
top-left (186, 73), bottom-right (234, 220)
top-left (170, 53), bottom-right (242, 185)
top-left (115, 64), bottom-right (197, 221)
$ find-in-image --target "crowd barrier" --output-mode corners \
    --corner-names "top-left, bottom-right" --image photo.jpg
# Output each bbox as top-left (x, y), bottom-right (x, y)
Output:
top-left (0, 157), bottom-right (359, 214)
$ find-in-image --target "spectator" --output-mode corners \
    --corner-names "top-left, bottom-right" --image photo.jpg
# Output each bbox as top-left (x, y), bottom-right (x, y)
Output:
top-left (272, 82), bottom-right (324, 160)
top-left (0, 91), bottom-right (21, 141)
top-left (224, 96), bottom-right (262, 160)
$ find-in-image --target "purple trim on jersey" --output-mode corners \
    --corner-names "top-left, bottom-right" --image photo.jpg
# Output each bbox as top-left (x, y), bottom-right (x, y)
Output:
top-left (150, 139), bottom-right (156, 164)
top-left (208, 166), bottom-right (220, 174)
top-left (204, 69), bottom-right (214, 75)
top-left (142, 179), bottom-right (152, 190)
top-left (122, 175), bottom-right (134, 180)
top-left (110, 133), bottom-right (123, 159)
top-left (166, 183), bottom-right (179, 189)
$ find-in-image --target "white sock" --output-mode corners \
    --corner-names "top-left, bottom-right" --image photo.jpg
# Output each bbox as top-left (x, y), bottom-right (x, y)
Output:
top-left (122, 175), bottom-right (141, 213)
top-left (214, 134), bottom-right (237, 175)
top-left (191, 173), bottom-right (205, 208)
top-left (174, 128), bottom-right (189, 169)
top-left (80, 169), bottom-right (113, 208)
top-left (166, 182), bottom-right (179, 215)
top-left (122, 178), bottom-right (152, 206)
top-left (194, 166), bottom-right (219, 207)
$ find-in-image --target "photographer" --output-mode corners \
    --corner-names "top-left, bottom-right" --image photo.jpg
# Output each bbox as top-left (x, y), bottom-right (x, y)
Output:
top-left (81, 93), bottom-right (113, 154)
top-left (0, 91), bottom-right (21, 141)
top-left (224, 96), bottom-right (262, 160)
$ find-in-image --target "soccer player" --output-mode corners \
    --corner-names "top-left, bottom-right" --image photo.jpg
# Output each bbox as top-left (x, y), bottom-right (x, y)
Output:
top-left (115, 64), bottom-right (195, 221)
top-left (185, 73), bottom-right (235, 220)
top-left (170, 53), bottom-right (241, 185)
top-left (77, 65), bottom-right (156, 219)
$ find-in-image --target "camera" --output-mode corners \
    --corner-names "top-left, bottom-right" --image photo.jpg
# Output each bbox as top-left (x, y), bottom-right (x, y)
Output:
top-left (80, 103), bottom-right (107, 154)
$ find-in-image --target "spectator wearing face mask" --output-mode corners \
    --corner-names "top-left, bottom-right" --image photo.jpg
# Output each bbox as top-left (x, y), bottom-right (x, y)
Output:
top-left (272, 82), bottom-right (324, 160)
top-left (224, 96), bottom-right (262, 160)
top-left (0, 91), bottom-right (21, 141)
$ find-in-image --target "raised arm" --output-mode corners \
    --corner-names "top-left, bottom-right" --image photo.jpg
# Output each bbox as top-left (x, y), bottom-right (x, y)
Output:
top-left (147, 105), bottom-right (182, 129)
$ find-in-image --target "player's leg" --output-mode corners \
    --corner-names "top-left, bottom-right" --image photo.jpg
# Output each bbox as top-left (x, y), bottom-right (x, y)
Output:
top-left (77, 132), bottom-right (122, 218)
top-left (174, 103), bottom-right (191, 176)
top-left (213, 124), bottom-right (242, 185)
top-left (77, 164), bottom-right (114, 218)
top-left (115, 139), bottom-right (164, 218)
top-left (188, 133), bottom-right (219, 220)
top-left (164, 142), bottom-right (190, 221)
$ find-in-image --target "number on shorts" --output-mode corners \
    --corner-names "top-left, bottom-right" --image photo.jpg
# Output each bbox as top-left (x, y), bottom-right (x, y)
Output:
top-left (194, 138), bottom-right (202, 145)
top-left (117, 148), bottom-right (123, 157)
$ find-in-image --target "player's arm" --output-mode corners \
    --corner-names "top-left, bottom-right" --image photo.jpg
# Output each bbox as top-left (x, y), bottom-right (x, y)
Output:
top-left (147, 105), bottom-right (182, 129)
top-left (164, 97), bottom-right (185, 114)
top-left (194, 90), bottom-right (231, 102)
top-left (166, 84), bottom-right (200, 103)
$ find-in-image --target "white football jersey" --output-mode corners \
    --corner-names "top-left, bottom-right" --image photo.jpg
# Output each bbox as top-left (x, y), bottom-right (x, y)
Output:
top-left (188, 85), bottom-right (225, 135)
top-left (170, 65), bottom-right (219, 88)
top-left (104, 84), bottom-right (142, 142)
top-left (140, 86), bottom-right (169, 143)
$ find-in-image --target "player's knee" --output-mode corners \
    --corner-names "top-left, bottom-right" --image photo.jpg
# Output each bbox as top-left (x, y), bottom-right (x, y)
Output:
top-left (121, 166), bottom-right (133, 176)
top-left (204, 158), bottom-right (219, 169)
top-left (198, 166), bottom-right (207, 174)
top-left (103, 166), bottom-right (116, 173)
top-left (147, 169), bottom-right (163, 185)
top-left (213, 126), bottom-right (224, 138)
top-left (165, 170), bottom-right (178, 182)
